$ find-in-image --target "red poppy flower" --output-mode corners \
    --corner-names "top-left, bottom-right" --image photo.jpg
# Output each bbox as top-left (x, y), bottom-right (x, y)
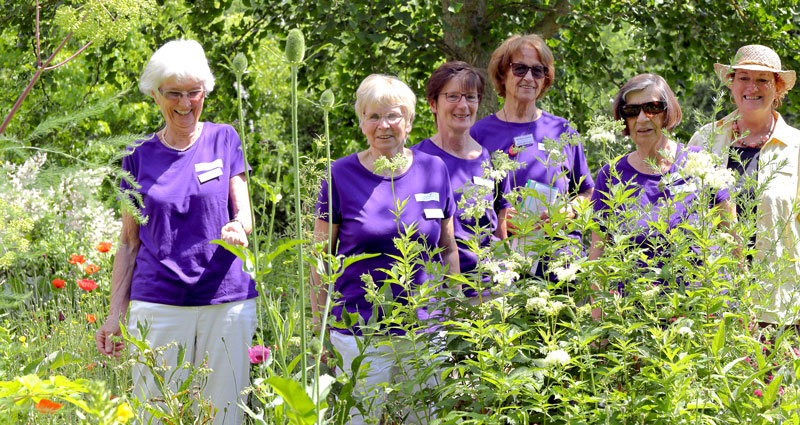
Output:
top-left (51, 279), bottom-right (65, 289)
top-left (77, 279), bottom-right (98, 291)
top-left (96, 242), bottom-right (112, 253)
top-left (84, 264), bottom-right (100, 274)
top-left (86, 314), bottom-right (97, 323)
top-left (68, 254), bottom-right (86, 265)
top-left (34, 399), bottom-right (63, 413)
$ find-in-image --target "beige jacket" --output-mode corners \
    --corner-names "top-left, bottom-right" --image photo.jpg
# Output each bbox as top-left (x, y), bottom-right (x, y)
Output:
top-left (690, 110), bottom-right (800, 324)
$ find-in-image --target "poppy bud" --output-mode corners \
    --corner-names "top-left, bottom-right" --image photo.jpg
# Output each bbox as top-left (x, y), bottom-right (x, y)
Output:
top-left (285, 29), bottom-right (305, 64)
top-left (319, 89), bottom-right (334, 110)
top-left (232, 53), bottom-right (248, 76)
top-left (309, 338), bottom-right (322, 356)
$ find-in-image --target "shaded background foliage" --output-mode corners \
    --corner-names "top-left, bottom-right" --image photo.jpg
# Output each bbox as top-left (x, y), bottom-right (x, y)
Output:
top-left (2, 0), bottom-right (800, 228)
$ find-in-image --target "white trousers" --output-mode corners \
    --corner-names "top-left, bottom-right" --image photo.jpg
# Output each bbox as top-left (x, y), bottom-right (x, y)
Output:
top-left (128, 299), bottom-right (258, 425)
top-left (330, 331), bottom-right (440, 425)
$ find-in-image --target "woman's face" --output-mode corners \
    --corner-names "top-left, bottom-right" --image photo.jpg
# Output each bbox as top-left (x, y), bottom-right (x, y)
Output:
top-left (504, 44), bottom-right (546, 105)
top-left (730, 70), bottom-right (777, 116)
top-left (360, 104), bottom-right (411, 154)
top-left (624, 87), bottom-right (667, 147)
top-left (153, 76), bottom-right (205, 133)
top-left (430, 75), bottom-right (479, 135)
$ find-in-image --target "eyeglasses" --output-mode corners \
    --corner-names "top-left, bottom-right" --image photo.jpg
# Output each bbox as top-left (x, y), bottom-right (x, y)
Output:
top-left (619, 101), bottom-right (667, 118)
top-left (158, 88), bottom-right (205, 101)
top-left (365, 112), bottom-right (404, 124)
top-left (510, 63), bottom-right (548, 79)
top-left (440, 92), bottom-right (480, 104)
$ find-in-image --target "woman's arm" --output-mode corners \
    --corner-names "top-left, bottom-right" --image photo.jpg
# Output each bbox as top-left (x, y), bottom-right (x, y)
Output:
top-left (494, 208), bottom-right (509, 239)
top-left (310, 218), bottom-right (339, 331)
top-left (438, 217), bottom-right (460, 275)
top-left (221, 172), bottom-right (251, 247)
top-left (95, 211), bottom-right (141, 357)
top-left (588, 231), bottom-right (605, 261)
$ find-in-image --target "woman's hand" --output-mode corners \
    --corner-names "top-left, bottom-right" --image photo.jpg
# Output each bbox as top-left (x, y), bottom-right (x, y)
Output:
top-left (95, 317), bottom-right (125, 358)
top-left (221, 220), bottom-right (249, 247)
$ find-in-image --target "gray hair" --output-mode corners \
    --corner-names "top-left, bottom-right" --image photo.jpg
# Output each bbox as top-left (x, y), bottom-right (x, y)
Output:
top-left (612, 73), bottom-right (682, 135)
top-left (354, 74), bottom-right (417, 125)
top-left (138, 39), bottom-right (215, 96)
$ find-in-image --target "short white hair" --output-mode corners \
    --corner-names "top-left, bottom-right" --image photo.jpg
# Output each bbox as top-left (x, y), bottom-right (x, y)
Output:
top-left (354, 74), bottom-right (416, 124)
top-left (138, 39), bottom-right (215, 96)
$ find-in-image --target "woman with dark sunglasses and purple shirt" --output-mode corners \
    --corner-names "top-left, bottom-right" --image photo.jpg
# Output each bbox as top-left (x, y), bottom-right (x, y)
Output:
top-left (470, 34), bottom-right (594, 278)
top-left (589, 74), bottom-right (734, 277)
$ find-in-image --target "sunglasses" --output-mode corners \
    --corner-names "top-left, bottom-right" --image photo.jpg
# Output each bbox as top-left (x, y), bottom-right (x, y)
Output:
top-left (510, 63), bottom-right (548, 79)
top-left (619, 101), bottom-right (667, 118)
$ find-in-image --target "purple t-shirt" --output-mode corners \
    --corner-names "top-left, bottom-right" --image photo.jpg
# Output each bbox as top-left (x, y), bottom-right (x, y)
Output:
top-left (316, 151), bottom-right (456, 335)
top-left (121, 122), bottom-right (257, 306)
top-left (470, 112), bottom-right (594, 195)
top-left (591, 143), bottom-right (730, 259)
top-left (411, 138), bottom-right (512, 275)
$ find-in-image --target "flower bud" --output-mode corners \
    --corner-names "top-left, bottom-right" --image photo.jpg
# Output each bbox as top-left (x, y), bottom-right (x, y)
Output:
top-left (232, 53), bottom-right (248, 76)
top-left (319, 89), bottom-right (334, 110)
top-left (309, 338), bottom-right (322, 356)
top-left (285, 29), bottom-right (305, 64)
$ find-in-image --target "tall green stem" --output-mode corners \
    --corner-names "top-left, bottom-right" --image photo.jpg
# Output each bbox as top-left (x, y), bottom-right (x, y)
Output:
top-left (290, 63), bottom-right (308, 385)
top-left (234, 73), bottom-right (260, 276)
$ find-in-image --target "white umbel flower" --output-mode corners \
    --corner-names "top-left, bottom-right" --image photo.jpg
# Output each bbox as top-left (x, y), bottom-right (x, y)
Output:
top-left (544, 349), bottom-right (571, 367)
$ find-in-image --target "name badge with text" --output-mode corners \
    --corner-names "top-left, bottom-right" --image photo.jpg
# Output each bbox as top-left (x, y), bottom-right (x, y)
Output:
top-left (198, 168), bottom-right (223, 183)
top-left (513, 134), bottom-right (534, 147)
top-left (473, 176), bottom-right (494, 187)
top-left (415, 192), bottom-right (440, 202)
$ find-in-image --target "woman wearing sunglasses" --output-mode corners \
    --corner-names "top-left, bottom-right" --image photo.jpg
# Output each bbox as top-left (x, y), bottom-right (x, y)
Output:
top-left (470, 34), bottom-right (594, 278)
top-left (689, 45), bottom-right (800, 325)
top-left (589, 74), bottom-right (732, 276)
top-left (411, 61), bottom-right (511, 298)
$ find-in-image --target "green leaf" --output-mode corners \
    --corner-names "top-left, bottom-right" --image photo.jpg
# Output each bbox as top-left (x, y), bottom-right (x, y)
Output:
top-left (763, 374), bottom-right (783, 406)
top-left (711, 318), bottom-right (725, 356)
top-left (210, 239), bottom-right (256, 279)
top-left (265, 377), bottom-right (317, 425)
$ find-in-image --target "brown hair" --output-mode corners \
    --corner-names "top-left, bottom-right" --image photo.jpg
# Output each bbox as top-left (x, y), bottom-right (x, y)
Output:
top-left (612, 73), bottom-right (682, 136)
top-left (488, 34), bottom-right (555, 99)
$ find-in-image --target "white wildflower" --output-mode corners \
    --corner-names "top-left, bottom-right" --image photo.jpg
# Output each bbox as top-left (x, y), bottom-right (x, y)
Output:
top-left (546, 301), bottom-right (566, 317)
top-left (543, 349), bottom-right (571, 367)
top-left (719, 232), bottom-right (735, 244)
top-left (492, 270), bottom-right (520, 286)
top-left (682, 150), bottom-right (734, 190)
top-left (641, 285), bottom-right (661, 300)
top-left (553, 263), bottom-right (579, 282)
top-left (677, 326), bottom-right (694, 336)
top-left (525, 296), bottom-right (547, 313)
top-left (589, 130), bottom-right (615, 145)
top-left (374, 152), bottom-right (410, 174)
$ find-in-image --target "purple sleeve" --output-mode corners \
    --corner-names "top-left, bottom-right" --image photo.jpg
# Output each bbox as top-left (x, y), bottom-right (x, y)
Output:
top-left (495, 173), bottom-right (513, 211)
top-left (590, 164), bottom-right (612, 214)
top-left (570, 140), bottom-right (595, 194)
top-left (226, 126), bottom-right (249, 177)
top-left (315, 174), bottom-right (341, 224)
top-left (442, 166), bottom-right (456, 220)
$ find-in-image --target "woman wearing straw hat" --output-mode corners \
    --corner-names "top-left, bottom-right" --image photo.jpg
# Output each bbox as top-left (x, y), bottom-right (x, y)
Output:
top-left (690, 44), bottom-right (800, 325)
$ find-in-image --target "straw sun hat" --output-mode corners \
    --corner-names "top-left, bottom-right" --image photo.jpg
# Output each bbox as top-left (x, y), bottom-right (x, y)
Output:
top-left (714, 44), bottom-right (796, 94)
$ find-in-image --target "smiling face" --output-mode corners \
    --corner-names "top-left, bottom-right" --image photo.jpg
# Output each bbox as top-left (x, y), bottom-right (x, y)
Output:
top-left (153, 76), bottom-right (205, 133)
top-left (360, 104), bottom-right (411, 155)
top-left (624, 87), bottom-right (667, 147)
top-left (430, 75), bottom-right (479, 135)
top-left (730, 70), bottom-right (777, 116)
top-left (504, 44), bottom-right (544, 105)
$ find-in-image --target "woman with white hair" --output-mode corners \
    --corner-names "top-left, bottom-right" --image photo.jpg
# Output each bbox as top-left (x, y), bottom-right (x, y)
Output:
top-left (311, 74), bottom-right (459, 423)
top-left (690, 44), bottom-right (800, 325)
top-left (94, 39), bottom-right (257, 424)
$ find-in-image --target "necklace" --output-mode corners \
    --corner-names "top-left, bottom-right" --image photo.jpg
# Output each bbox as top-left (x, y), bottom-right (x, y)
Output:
top-left (732, 115), bottom-right (775, 148)
top-left (159, 123), bottom-right (203, 152)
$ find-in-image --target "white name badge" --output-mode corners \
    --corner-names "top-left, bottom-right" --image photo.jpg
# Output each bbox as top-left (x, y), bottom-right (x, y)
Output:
top-left (473, 176), bottom-right (494, 187)
top-left (513, 134), bottom-right (534, 147)
top-left (424, 208), bottom-right (444, 219)
top-left (415, 192), bottom-right (440, 202)
top-left (195, 159), bottom-right (223, 172)
top-left (198, 167), bottom-right (223, 183)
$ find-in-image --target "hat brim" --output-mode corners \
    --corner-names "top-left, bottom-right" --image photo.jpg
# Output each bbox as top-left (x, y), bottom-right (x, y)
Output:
top-left (714, 63), bottom-right (796, 93)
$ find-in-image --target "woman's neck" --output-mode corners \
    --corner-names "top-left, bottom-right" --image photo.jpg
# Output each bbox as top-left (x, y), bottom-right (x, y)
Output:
top-left (163, 123), bottom-right (203, 150)
top-left (632, 136), bottom-right (676, 174)
top-left (499, 98), bottom-right (541, 123)
top-left (432, 129), bottom-right (481, 159)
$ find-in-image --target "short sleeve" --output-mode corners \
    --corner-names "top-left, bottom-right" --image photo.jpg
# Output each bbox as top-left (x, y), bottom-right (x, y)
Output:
top-left (315, 172), bottom-right (342, 224)
top-left (569, 139), bottom-right (595, 194)
top-left (441, 166), bottom-right (456, 220)
top-left (226, 126), bottom-right (249, 177)
top-left (495, 173), bottom-right (513, 211)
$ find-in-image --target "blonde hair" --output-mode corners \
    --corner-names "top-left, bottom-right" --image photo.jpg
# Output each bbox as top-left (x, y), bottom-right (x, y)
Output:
top-left (354, 74), bottom-right (416, 124)
top-left (488, 34), bottom-right (555, 99)
top-left (139, 39), bottom-right (215, 96)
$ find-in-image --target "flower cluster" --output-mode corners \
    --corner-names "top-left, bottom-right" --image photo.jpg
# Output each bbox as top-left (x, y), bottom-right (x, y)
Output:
top-left (682, 150), bottom-right (735, 190)
top-left (374, 152), bottom-right (411, 175)
top-left (543, 349), bottom-right (571, 367)
top-left (525, 290), bottom-right (567, 317)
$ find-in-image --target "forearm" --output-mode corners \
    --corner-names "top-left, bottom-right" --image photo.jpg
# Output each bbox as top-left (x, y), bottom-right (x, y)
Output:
top-left (494, 208), bottom-right (509, 239)
top-left (107, 241), bottom-right (139, 322)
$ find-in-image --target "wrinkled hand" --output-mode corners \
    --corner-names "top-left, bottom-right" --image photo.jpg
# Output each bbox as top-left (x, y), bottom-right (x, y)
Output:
top-left (221, 221), bottom-right (249, 247)
top-left (506, 207), bottom-right (521, 235)
top-left (95, 318), bottom-right (125, 358)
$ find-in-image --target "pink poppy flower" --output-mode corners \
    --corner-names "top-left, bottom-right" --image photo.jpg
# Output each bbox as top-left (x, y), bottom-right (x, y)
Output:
top-left (248, 345), bottom-right (270, 364)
